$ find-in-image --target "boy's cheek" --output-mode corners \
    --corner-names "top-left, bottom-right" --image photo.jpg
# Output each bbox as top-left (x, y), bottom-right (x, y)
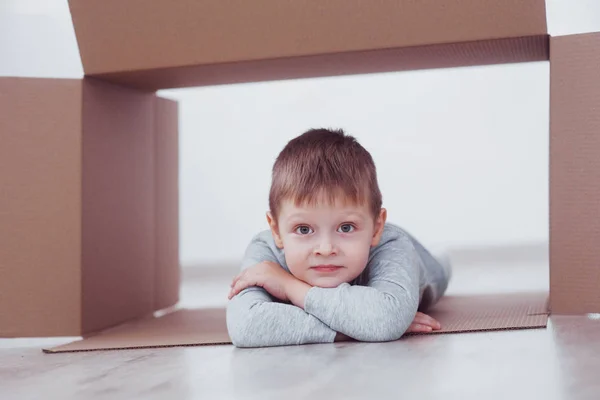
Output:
top-left (285, 249), bottom-right (308, 267)
top-left (282, 236), bottom-right (312, 253)
top-left (342, 246), bottom-right (371, 269)
top-left (281, 247), bottom-right (306, 269)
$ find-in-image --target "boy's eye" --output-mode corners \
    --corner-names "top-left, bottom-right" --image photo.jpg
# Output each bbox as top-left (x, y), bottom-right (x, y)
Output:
top-left (338, 224), bottom-right (355, 233)
top-left (295, 225), bottom-right (313, 235)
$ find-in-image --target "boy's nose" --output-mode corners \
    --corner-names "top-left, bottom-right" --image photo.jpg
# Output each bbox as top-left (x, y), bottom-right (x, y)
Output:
top-left (314, 242), bottom-right (336, 256)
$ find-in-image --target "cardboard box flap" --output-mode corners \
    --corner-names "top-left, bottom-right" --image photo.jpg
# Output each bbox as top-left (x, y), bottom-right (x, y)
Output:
top-left (154, 97), bottom-right (180, 311)
top-left (0, 77), bottom-right (83, 337)
top-left (81, 79), bottom-right (181, 334)
top-left (81, 79), bottom-right (158, 334)
top-left (45, 308), bottom-right (230, 353)
top-left (88, 35), bottom-right (550, 91)
top-left (0, 77), bottom-right (180, 338)
top-left (549, 31), bottom-right (600, 314)
top-left (68, 0), bottom-right (548, 90)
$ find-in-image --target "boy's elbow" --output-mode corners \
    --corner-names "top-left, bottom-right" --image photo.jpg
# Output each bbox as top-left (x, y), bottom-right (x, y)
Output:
top-left (226, 298), bottom-right (259, 348)
top-left (229, 333), bottom-right (253, 348)
top-left (378, 319), bottom-right (411, 342)
top-left (226, 316), bottom-right (251, 348)
top-left (363, 319), bottom-right (408, 342)
top-left (349, 314), bottom-right (409, 343)
top-left (365, 298), bottom-right (418, 342)
top-left (227, 315), bottom-right (268, 348)
top-left (226, 296), bottom-right (279, 348)
top-left (227, 318), bottom-right (262, 348)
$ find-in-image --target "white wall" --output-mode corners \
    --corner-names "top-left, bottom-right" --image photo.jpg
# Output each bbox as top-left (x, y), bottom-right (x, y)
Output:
top-left (167, 63), bottom-right (551, 265)
top-left (1, 0), bottom-right (599, 267)
top-left (0, 1), bottom-right (83, 78)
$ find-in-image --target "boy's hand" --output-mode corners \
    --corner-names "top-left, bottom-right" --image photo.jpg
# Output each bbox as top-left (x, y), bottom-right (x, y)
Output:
top-left (406, 312), bottom-right (442, 333)
top-left (228, 261), bottom-right (311, 308)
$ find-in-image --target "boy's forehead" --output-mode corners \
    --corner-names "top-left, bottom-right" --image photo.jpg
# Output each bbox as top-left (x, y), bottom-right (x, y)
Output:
top-left (280, 196), bottom-right (370, 215)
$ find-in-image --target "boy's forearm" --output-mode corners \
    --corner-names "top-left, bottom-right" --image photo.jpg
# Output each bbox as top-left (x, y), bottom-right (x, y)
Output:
top-left (303, 273), bottom-right (420, 342)
top-left (226, 288), bottom-right (337, 348)
top-left (284, 278), bottom-right (311, 309)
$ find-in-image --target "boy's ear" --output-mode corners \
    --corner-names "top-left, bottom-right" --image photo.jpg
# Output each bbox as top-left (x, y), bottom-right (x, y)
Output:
top-left (266, 211), bottom-right (284, 248)
top-left (371, 208), bottom-right (387, 247)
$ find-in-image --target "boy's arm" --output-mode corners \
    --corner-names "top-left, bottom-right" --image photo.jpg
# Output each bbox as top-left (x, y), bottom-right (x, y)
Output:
top-left (303, 233), bottom-right (422, 342)
top-left (226, 287), bottom-right (337, 347)
top-left (225, 231), bottom-right (337, 348)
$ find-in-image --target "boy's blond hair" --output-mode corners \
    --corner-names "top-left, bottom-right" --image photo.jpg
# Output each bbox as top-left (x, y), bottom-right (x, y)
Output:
top-left (269, 128), bottom-right (382, 221)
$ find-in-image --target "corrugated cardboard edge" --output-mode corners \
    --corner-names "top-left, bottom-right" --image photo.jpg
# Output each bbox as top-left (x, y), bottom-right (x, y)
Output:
top-left (92, 35), bottom-right (550, 91)
top-left (549, 31), bottom-right (600, 314)
top-left (43, 341), bottom-right (233, 354)
top-left (154, 96), bottom-right (180, 310)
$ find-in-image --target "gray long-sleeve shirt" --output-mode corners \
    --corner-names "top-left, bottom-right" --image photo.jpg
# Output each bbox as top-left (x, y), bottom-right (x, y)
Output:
top-left (226, 222), bottom-right (451, 348)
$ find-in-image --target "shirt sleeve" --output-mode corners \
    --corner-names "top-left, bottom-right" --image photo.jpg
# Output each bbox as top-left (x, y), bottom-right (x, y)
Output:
top-left (225, 231), bottom-right (338, 347)
top-left (302, 232), bottom-right (422, 342)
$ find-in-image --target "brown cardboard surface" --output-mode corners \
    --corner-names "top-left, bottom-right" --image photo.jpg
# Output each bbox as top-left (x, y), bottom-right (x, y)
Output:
top-left (549, 32), bottom-right (600, 314)
top-left (68, 0), bottom-right (548, 90)
top-left (154, 97), bottom-right (180, 310)
top-left (81, 78), bottom-right (158, 334)
top-left (0, 77), bottom-right (180, 337)
top-left (45, 308), bottom-right (229, 353)
top-left (44, 292), bottom-right (548, 353)
top-left (93, 35), bottom-right (550, 91)
top-left (418, 292), bottom-right (549, 335)
top-left (0, 78), bottom-right (83, 337)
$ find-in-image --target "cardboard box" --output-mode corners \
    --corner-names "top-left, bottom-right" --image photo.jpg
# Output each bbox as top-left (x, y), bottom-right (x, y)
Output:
top-left (0, 78), bottom-right (179, 337)
top-left (1, 0), bottom-right (599, 350)
top-left (549, 32), bottom-right (600, 314)
top-left (67, 0), bottom-right (550, 90)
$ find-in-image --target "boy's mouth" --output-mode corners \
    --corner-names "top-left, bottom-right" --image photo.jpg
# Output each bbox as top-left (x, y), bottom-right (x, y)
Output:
top-left (311, 264), bottom-right (343, 273)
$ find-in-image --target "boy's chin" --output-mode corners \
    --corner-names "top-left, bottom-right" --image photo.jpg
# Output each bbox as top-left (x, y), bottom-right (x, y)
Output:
top-left (307, 276), bottom-right (347, 289)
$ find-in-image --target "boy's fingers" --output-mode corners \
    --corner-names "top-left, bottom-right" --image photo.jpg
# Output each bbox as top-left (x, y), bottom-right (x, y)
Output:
top-left (227, 283), bottom-right (239, 299)
top-left (230, 271), bottom-right (246, 287)
top-left (228, 271), bottom-right (267, 299)
top-left (407, 323), bottom-right (433, 333)
top-left (229, 278), bottom-right (249, 298)
top-left (430, 317), bottom-right (441, 329)
top-left (414, 313), bottom-right (441, 329)
top-left (412, 315), bottom-right (430, 325)
top-left (410, 319), bottom-right (440, 331)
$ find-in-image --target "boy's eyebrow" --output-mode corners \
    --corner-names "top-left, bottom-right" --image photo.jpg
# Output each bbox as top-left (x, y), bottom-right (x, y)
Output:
top-left (340, 214), bottom-right (367, 222)
top-left (337, 210), bottom-right (368, 219)
top-left (284, 212), bottom-right (310, 221)
top-left (285, 212), bottom-right (367, 222)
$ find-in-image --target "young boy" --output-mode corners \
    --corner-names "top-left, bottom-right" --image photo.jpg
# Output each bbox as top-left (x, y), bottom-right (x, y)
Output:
top-left (226, 128), bottom-right (451, 348)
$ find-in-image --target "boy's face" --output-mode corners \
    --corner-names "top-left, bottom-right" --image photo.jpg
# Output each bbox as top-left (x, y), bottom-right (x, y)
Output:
top-left (267, 196), bottom-right (387, 288)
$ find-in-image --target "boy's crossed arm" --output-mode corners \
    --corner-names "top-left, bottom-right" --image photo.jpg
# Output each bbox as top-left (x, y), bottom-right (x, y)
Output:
top-left (226, 285), bottom-right (338, 347)
top-left (226, 235), bottom-right (440, 347)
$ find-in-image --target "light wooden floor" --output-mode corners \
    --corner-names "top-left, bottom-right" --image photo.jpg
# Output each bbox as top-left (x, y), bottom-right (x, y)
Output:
top-left (2, 246), bottom-right (600, 400)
